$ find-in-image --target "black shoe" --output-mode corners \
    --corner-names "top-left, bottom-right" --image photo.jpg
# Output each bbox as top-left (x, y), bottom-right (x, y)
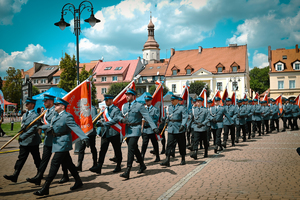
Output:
top-left (221, 143), bottom-right (226, 148)
top-left (26, 175), bottom-right (42, 185)
top-left (259, 133), bottom-right (261, 136)
top-left (33, 180), bottom-right (51, 196)
top-left (113, 165), bottom-right (121, 173)
top-left (214, 148), bottom-right (218, 154)
top-left (89, 164), bottom-right (102, 174)
top-left (89, 165), bottom-right (98, 171)
top-left (252, 134), bottom-right (255, 138)
top-left (171, 152), bottom-right (175, 158)
top-left (187, 146), bottom-right (193, 151)
top-left (160, 157), bottom-right (170, 167)
top-left (232, 143), bottom-right (235, 147)
top-left (3, 174), bottom-right (18, 183)
top-left (120, 167), bottom-right (131, 179)
top-left (160, 149), bottom-right (165, 154)
top-left (137, 164), bottom-right (147, 174)
top-left (180, 157), bottom-right (186, 165)
top-left (235, 140), bottom-right (239, 143)
top-left (281, 129), bottom-right (286, 132)
top-left (70, 181), bottom-right (83, 190)
top-left (248, 136), bottom-right (251, 139)
top-left (76, 165), bottom-right (82, 172)
top-left (154, 157), bottom-right (160, 162)
top-left (204, 153), bottom-right (208, 158)
top-left (150, 150), bottom-right (155, 155)
top-left (109, 157), bottom-right (118, 163)
top-left (190, 150), bottom-right (197, 160)
top-left (58, 176), bottom-right (69, 184)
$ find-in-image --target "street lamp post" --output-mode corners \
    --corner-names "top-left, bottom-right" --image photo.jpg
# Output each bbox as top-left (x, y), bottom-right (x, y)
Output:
top-left (55, 0), bottom-right (100, 85)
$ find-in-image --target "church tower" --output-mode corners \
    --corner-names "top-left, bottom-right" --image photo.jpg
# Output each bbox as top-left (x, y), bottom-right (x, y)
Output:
top-left (143, 14), bottom-right (160, 63)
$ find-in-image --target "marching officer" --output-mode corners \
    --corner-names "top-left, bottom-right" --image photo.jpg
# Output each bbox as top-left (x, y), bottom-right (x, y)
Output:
top-left (235, 99), bottom-right (248, 142)
top-left (161, 95), bottom-right (188, 167)
top-left (120, 89), bottom-right (159, 179)
top-left (246, 100), bottom-right (253, 138)
top-left (223, 98), bottom-right (237, 147)
top-left (261, 100), bottom-right (271, 135)
top-left (27, 94), bottom-right (57, 185)
top-left (187, 99), bottom-right (197, 151)
top-left (90, 94), bottom-right (123, 174)
top-left (209, 97), bottom-right (233, 153)
top-left (34, 97), bottom-right (90, 196)
top-left (270, 99), bottom-right (280, 132)
top-left (190, 97), bottom-right (209, 159)
top-left (283, 99), bottom-right (293, 131)
top-left (207, 99), bottom-right (213, 146)
top-left (141, 95), bottom-right (160, 162)
top-left (4, 97), bottom-right (41, 183)
top-left (252, 99), bottom-right (262, 137)
top-left (292, 100), bottom-right (300, 130)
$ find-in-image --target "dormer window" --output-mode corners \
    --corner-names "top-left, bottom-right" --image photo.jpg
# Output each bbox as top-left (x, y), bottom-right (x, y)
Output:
top-left (293, 61), bottom-right (300, 70)
top-left (217, 67), bottom-right (223, 73)
top-left (172, 70), bottom-right (177, 75)
top-left (216, 63), bottom-right (225, 73)
top-left (232, 66), bottom-right (237, 72)
top-left (275, 63), bottom-right (284, 71)
top-left (186, 69), bottom-right (191, 75)
top-left (185, 65), bottom-right (193, 75)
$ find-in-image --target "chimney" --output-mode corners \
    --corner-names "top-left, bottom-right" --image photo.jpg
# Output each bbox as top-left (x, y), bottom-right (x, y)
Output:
top-left (171, 48), bottom-right (175, 56)
top-left (198, 46), bottom-right (202, 53)
top-left (296, 44), bottom-right (299, 53)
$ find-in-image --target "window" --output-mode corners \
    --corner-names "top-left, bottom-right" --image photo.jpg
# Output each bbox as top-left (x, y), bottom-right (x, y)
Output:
top-left (112, 76), bottom-right (118, 81)
top-left (217, 82), bottom-right (223, 91)
top-left (33, 79), bottom-right (38, 84)
top-left (172, 70), bottom-right (177, 75)
top-left (232, 82), bottom-right (238, 91)
top-left (149, 67), bottom-right (153, 69)
top-left (232, 66), bottom-right (237, 72)
top-left (294, 63), bottom-right (300, 70)
top-left (278, 81), bottom-right (284, 89)
top-left (54, 78), bottom-right (60, 84)
top-left (172, 84), bottom-right (176, 92)
top-left (101, 88), bottom-right (107, 94)
top-left (157, 66), bottom-right (161, 69)
top-left (217, 67), bottom-right (222, 73)
top-left (186, 69), bottom-right (191, 75)
top-left (101, 77), bottom-right (107, 82)
top-left (289, 80), bottom-right (295, 89)
top-left (115, 67), bottom-right (123, 70)
top-left (276, 64), bottom-right (283, 71)
top-left (282, 55), bottom-right (287, 60)
top-left (138, 77), bottom-right (142, 83)
top-left (104, 67), bottom-right (112, 70)
top-left (41, 79), bottom-right (46, 84)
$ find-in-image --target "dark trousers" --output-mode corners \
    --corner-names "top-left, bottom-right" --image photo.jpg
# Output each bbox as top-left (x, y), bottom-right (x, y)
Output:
top-left (236, 125), bottom-right (246, 140)
top-left (284, 117), bottom-right (293, 129)
top-left (282, 117), bottom-right (287, 129)
top-left (78, 135), bottom-right (97, 166)
top-left (270, 118), bottom-right (279, 131)
top-left (193, 131), bottom-right (208, 154)
top-left (15, 145), bottom-right (41, 172)
top-left (126, 136), bottom-right (143, 168)
top-left (206, 128), bottom-right (211, 144)
top-left (166, 133), bottom-right (186, 156)
top-left (246, 121), bottom-right (252, 137)
top-left (186, 129), bottom-right (191, 144)
top-left (252, 121), bottom-right (261, 135)
top-left (39, 145), bottom-right (52, 175)
top-left (160, 131), bottom-right (166, 150)
top-left (46, 151), bottom-right (79, 182)
top-left (212, 128), bottom-right (222, 149)
top-left (98, 134), bottom-right (122, 165)
top-left (262, 120), bottom-right (269, 134)
top-left (293, 117), bottom-right (299, 130)
top-left (223, 125), bottom-right (235, 143)
top-left (141, 133), bottom-right (159, 156)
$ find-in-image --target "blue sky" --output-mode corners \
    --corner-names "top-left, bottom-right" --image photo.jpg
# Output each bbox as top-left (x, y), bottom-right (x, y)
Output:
top-left (1, 0), bottom-right (300, 78)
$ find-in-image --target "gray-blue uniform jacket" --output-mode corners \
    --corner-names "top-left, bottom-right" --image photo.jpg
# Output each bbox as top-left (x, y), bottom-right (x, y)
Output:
top-left (166, 104), bottom-right (188, 134)
top-left (209, 106), bottom-right (233, 129)
top-left (51, 110), bottom-right (88, 153)
top-left (99, 105), bottom-right (123, 138)
top-left (270, 104), bottom-right (279, 119)
top-left (191, 106), bottom-right (209, 132)
top-left (261, 105), bottom-right (271, 120)
top-left (252, 104), bottom-right (262, 121)
top-left (292, 104), bottom-right (300, 117)
top-left (19, 110), bottom-right (41, 146)
top-left (283, 103), bottom-right (293, 118)
top-left (235, 105), bottom-right (248, 125)
top-left (122, 100), bottom-right (157, 137)
top-left (223, 105), bottom-right (238, 126)
top-left (246, 104), bottom-right (253, 121)
top-left (143, 105), bottom-right (159, 134)
top-left (39, 106), bottom-right (56, 146)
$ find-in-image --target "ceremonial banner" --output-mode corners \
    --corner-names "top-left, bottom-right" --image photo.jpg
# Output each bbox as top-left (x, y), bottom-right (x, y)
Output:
top-left (243, 93), bottom-right (247, 99)
top-left (231, 91), bottom-right (236, 106)
top-left (199, 88), bottom-right (207, 108)
top-left (262, 91), bottom-right (269, 103)
top-left (253, 92), bottom-right (259, 102)
top-left (295, 94), bottom-right (300, 108)
top-left (181, 83), bottom-right (192, 110)
top-left (212, 90), bottom-right (222, 106)
top-left (63, 80), bottom-right (93, 142)
top-left (152, 82), bottom-right (164, 141)
top-left (275, 94), bottom-right (283, 113)
top-left (222, 87), bottom-right (228, 104)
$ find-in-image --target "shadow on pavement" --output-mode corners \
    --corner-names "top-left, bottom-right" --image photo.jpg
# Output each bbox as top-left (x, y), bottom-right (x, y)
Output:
top-left (127, 168), bottom-right (177, 180)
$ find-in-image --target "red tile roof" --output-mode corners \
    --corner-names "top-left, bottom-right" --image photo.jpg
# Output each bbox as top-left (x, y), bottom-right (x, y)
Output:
top-left (139, 61), bottom-right (168, 76)
top-left (165, 45), bottom-right (247, 76)
top-left (21, 67), bottom-right (36, 79)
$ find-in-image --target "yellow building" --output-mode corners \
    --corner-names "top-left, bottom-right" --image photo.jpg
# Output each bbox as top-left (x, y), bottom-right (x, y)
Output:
top-left (268, 45), bottom-right (300, 99)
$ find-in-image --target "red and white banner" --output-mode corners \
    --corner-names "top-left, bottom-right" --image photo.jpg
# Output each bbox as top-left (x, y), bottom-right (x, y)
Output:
top-left (275, 94), bottom-right (283, 113)
top-left (231, 91), bottom-right (236, 106)
top-left (103, 107), bottom-right (122, 133)
top-left (243, 93), bottom-right (247, 99)
top-left (64, 80), bottom-right (93, 142)
top-left (181, 83), bottom-right (190, 109)
top-left (262, 91), bottom-right (268, 103)
top-left (152, 82), bottom-right (164, 141)
top-left (253, 92), bottom-right (259, 102)
top-left (212, 90), bottom-right (222, 106)
top-left (199, 88), bottom-right (207, 108)
top-left (222, 87), bottom-right (228, 103)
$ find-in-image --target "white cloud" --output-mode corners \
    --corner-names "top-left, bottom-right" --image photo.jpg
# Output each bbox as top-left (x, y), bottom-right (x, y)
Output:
top-left (0, 0), bottom-right (28, 25)
top-left (0, 44), bottom-right (59, 77)
top-left (180, 0), bottom-right (208, 10)
top-left (252, 50), bottom-right (269, 69)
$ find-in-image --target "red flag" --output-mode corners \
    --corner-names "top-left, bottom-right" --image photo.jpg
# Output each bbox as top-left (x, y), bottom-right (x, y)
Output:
top-left (262, 91), bottom-right (268, 103)
top-left (199, 88), bottom-right (207, 108)
top-left (231, 92), bottom-right (236, 106)
top-left (295, 94), bottom-right (300, 108)
top-left (254, 92), bottom-right (259, 101)
top-left (113, 82), bottom-right (136, 137)
top-left (222, 87), bottom-right (228, 103)
top-left (152, 82), bottom-right (164, 140)
top-left (243, 93), bottom-right (247, 99)
top-left (181, 83), bottom-right (191, 109)
top-left (212, 90), bottom-right (222, 106)
top-left (275, 94), bottom-right (283, 113)
top-left (63, 81), bottom-right (93, 142)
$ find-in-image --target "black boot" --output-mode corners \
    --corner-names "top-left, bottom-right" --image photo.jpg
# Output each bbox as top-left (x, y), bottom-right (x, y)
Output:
top-left (180, 156), bottom-right (186, 165)
top-left (221, 142), bottom-right (226, 148)
top-left (3, 170), bottom-right (19, 183)
top-left (120, 167), bottom-right (131, 179)
top-left (89, 163), bottom-right (102, 174)
top-left (70, 174), bottom-right (83, 190)
top-left (204, 149), bottom-right (208, 158)
top-left (137, 163), bottom-right (147, 174)
top-left (58, 173), bottom-right (69, 184)
top-left (76, 163), bottom-right (82, 172)
top-left (154, 155), bottom-right (160, 162)
top-left (113, 163), bottom-right (121, 173)
top-left (109, 156), bottom-right (118, 163)
top-left (190, 150), bottom-right (197, 160)
top-left (160, 156), bottom-right (170, 167)
top-left (243, 136), bottom-right (246, 142)
top-left (27, 171), bottom-right (43, 185)
top-left (160, 148), bottom-right (165, 154)
top-left (34, 180), bottom-right (51, 196)
top-left (89, 161), bottom-right (98, 171)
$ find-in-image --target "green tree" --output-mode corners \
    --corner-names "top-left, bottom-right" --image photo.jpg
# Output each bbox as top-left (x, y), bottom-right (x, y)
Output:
top-left (149, 84), bottom-right (170, 96)
top-left (2, 67), bottom-right (22, 104)
top-left (107, 82), bottom-right (130, 96)
top-left (189, 81), bottom-right (211, 97)
top-left (58, 53), bottom-right (77, 92)
top-left (32, 85), bottom-right (40, 96)
top-left (79, 65), bottom-right (97, 106)
top-left (249, 67), bottom-right (270, 94)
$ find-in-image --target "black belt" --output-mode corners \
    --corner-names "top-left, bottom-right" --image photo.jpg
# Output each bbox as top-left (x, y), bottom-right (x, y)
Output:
top-left (52, 132), bottom-right (68, 137)
top-left (126, 122), bottom-right (142, 126)
top-left (144, 125), bottom-right (150, 128)
top-left (169, 120), bottom-right (181, 122)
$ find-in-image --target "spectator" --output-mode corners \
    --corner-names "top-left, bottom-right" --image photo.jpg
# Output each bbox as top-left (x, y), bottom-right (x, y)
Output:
top-left (0, 105), bottom-right (5, 137)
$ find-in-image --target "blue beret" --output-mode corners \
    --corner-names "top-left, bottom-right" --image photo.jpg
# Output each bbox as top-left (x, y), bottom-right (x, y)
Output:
top-left (197, 97), bottom-right (204, 101)
top-left (244, 98), bottom-right (248, 102)
top-left (207, 99), bottom-right (212, 103)
top-left (271, 99), bottom-right (275, 102)
top-left (214, 97), bottom-right (221, 101)
top-left (248, 100), bottom-right (253, 103)
top-left (253, 99), bottom-right (258, 102)
top-left (171, 95), bottom-right (180, 100)
top-left (238, 99), bottom-right (243, 103)
top-left (291, 100), bottom-right (295, 103)
top-left (226, 98), bottom-right (231, 101)
top-left (261, 100), bottom-right (266, 104)
top-left (178, 97), bottom-right (183, 101)
top-left (25, 97), bottom-right (37, 104)
top-left (43, 94), bottom-right (56, 101)
top-left (104, 94), bottom-right (114, 101)
top-left (125, 88), bottom-right (137, 96)
top-left (54, 97), bottom-right (69, 107)
top-left (144, 95), bottom-right (153, 101)
top-left (192, 98), bottom-right (197, 102)
top-left (286, 99), bottom-right (290, 101)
